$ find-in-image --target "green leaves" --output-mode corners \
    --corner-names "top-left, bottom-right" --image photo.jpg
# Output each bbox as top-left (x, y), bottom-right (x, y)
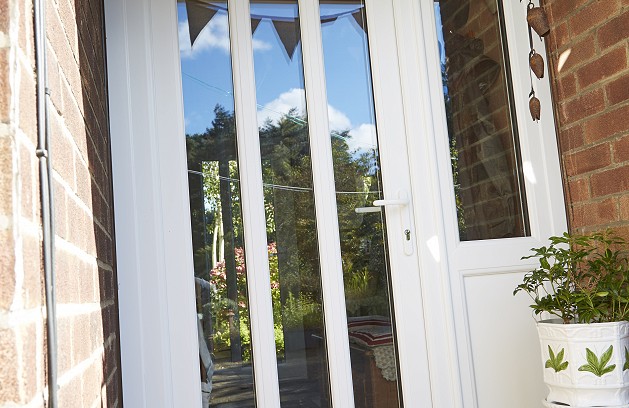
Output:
top-left (578, 346), bottom-right (616, 377)
top-left (545, 346), bottom-right (569, 372)
top-left (624, 346), bottom-right (629, 371)
top-left (514, 230), bottom-right (629, 324)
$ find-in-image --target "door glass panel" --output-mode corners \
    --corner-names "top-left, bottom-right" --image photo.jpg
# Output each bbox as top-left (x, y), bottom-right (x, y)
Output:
top-left (177, 2), bottom-right (256, 407)
top-left (320, 3), bottom-right (402, 407)
top-left (250, 2), bottom-right (331, 407)
top-left (434, 0), bottom-right (530, 241)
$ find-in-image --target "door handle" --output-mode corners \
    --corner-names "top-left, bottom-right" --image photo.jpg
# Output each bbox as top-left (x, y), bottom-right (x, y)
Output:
top-left (373, 190), bottom-right (414, 256)
top-left (372, 198), bottom-right (408, 207)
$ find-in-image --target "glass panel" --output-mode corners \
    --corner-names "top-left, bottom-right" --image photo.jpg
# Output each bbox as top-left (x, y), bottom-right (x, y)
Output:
top-left (434, 0), bottom-right (530, 241)
top-left (250, 2), bottom-right (331, 407)
top-left (320, 3), bottom-right (402, 407)
top-left (177, 3), bottom-right (256, 407)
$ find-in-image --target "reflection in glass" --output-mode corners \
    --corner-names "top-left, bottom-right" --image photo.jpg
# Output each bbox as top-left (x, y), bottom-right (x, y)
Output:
top-left (250, 2), bottom-right (331, 407)
top-left (435, 0), bottom-right (530, 241)
top-left (320, 3), bottom-right (402, 407)
top-left (177, 2), bottom-right (256, 407)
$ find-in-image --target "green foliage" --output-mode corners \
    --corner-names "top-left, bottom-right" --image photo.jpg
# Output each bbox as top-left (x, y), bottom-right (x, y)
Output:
top-left (624, 347), bottom-right (629, 371)
top-left (545, 345), bottom-right (568, 372)
top-left (514, 230), bottom-right (629, 324)
top-left (578, 346), bottom-right (616, 377)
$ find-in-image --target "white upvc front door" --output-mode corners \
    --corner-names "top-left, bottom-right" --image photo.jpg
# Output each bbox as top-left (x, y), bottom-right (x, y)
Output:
top-left (105, 0), bottom-right (567, 407)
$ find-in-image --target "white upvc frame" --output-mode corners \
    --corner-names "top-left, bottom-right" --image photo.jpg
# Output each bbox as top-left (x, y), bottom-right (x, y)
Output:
top-left (297, 0), bottom-right (356, 405)
top-left (105, 0), bottom-right (567, 406)
top-left (105, 0), bottom-right (201, 406)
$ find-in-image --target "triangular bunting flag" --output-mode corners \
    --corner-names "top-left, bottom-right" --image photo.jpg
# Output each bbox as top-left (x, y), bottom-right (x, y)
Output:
top-left (272, 18), bottom-right (301, 59)
top-left (251, 18), bottom-right (262, 35)
top-left (186, 0), bottom-right (218, 46)
top-left (352, 11), bottom-right (366, 33)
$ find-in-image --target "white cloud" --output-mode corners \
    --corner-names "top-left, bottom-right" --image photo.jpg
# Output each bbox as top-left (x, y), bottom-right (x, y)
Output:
top-left (327, 105), bottom-right (351, 132)
top-left (348, 123), bottom-right (377, 152)
top-left (257, 88), bottom-right (377, 152)
top-left (257, 88), bottom-right (307, 127)
top-left (179, 16), bottom-right (270, 59)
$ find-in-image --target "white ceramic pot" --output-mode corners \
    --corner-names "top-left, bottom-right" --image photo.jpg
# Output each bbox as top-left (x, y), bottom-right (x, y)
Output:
top-left (537, 320), bottom-right (629, 407)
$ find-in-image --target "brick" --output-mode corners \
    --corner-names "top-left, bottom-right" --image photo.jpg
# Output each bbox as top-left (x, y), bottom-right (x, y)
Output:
top-left (0, 48), bottom-right (9, 122)
top-left (57, 368), bottom-right (83, 408)
top-left (567, 176), bottom-right (591, 202)
top-left (55, 247), bottom-right (80, 304)
top-left (57, 316), bottom-right (73, 375)
top-left (72, 313), bottom-right (92, 364)
top-left (559, 88), bottom-right (605, 124)
top-left (572, 198), bottom-right (618, 227)
top-left (614, 135), bottom-right (629, 163)
top-left (577, 46), bottom-right (627, 90)
top-left (584, 104), bottom-right (629, 143)
top-left (17, 62), bottom-right (38, 145)
top-left (53, 179), bottom-right (68, 241)
top-left (547, 0), bottom-right (589, 23)
top-left (0, 228), bottom-right (15, 310)
top-left (554, 73), bottom-right (577, 100)
top-left (17, 0), bottom-right (34, 69)
top-left (50, 113), bottom-right (76, 190)
top-left (0, 0), bottom-right (9, 33)
top-left (620, 195), bottom-right (629, 220)
top-left (0, 135), bottom-right (13, 215)
top-left (21, 234), bottom-right (42, 309)
top-left (46, 44), bottom-right (64, 116)
top-left (564, 143), bottom-right (612, 176)
top-left (548, 21), bottom-right (570, 51)
top-left (0, 328), bottom-right (19, 404)
top-left (597, 9), bottom-right (629, 49)
top-left (19, 144), bottom-right (36, 221)
top-left (90, 311), bottom-right (104, 352)
top-left (558, 124), bottom-right (585, 151)
top-left (591, 165), bottom-right (629, 197)
top-left (81, 356), bottom-right (104, 408)
top-left (568, 0), bottom-right (620, 38)
top-left (78, 262), bottom-right (96, 303)
top-left (558, 35), bottom-right (596, 73)
top-left (19, 324), bottom-right (40, 401)
top-left (605, 74), bottom-right (629, 106)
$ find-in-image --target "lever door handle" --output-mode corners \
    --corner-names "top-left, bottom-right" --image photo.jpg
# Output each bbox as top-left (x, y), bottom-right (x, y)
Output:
top-left (372, 198), bottom-right (408, 207)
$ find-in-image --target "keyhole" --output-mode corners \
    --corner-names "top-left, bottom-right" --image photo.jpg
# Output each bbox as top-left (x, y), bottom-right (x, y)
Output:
top-left (404, 229), bottom-right (411, 241)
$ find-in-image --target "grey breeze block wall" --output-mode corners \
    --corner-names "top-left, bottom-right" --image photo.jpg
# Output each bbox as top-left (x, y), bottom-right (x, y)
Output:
top-left (0, 0), bottom-right (122, 407)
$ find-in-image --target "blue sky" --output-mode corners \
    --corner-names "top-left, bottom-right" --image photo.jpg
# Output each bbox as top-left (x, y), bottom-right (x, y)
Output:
top-left (177, 2), bottom-right (378, 153)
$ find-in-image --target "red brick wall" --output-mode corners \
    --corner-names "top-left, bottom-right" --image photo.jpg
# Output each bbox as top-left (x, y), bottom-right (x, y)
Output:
top-left (543, 0), bottom-right (629, 238)
top-left (0, 1), bottom-right (121, 407)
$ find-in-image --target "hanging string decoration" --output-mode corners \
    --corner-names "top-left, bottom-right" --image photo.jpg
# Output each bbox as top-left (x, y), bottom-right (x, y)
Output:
top-left (522, 0), bottom-right (550, 121)
top-left (184, 0), bottom-right (364, 60)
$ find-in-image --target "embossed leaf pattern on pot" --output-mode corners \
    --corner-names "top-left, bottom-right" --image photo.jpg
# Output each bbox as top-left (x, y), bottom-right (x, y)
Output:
top-left (578, 346), bottom-right (616, 377)
top-left (545, 345), bottom-right (569, 372)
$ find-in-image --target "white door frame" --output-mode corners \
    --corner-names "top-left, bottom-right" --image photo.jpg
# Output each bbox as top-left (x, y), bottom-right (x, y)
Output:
top-left (104, 0), bottom-right (566, 406)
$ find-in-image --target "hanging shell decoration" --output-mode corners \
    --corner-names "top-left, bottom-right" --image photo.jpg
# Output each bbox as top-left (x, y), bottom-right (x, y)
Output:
top-left (530, 50), bottom-right (545, 79)
top-left (529, 95), bottom-right (541, 121)
top-left (527, 4), bottom-right (550, 37)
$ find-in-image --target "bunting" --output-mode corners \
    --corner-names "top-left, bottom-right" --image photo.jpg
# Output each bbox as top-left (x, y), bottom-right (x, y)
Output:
top-left (251, 18), bottom-right (262, 35)
top-left (184, 1), bottom-right (364, 59)
top-left (272, 19), bottom-right (301, 59)
top-left (186, 0), bottom-right (218, 46)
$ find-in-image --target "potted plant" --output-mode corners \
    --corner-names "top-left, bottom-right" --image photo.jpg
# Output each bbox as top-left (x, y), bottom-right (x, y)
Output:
top-left (514, 230), bottom-right (629, 407)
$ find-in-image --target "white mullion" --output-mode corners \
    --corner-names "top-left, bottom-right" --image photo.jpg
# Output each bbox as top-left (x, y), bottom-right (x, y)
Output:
top-left (297, 0), bottom-right (356, 407)
top-left (227, 2), bottom-right (281, 407)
